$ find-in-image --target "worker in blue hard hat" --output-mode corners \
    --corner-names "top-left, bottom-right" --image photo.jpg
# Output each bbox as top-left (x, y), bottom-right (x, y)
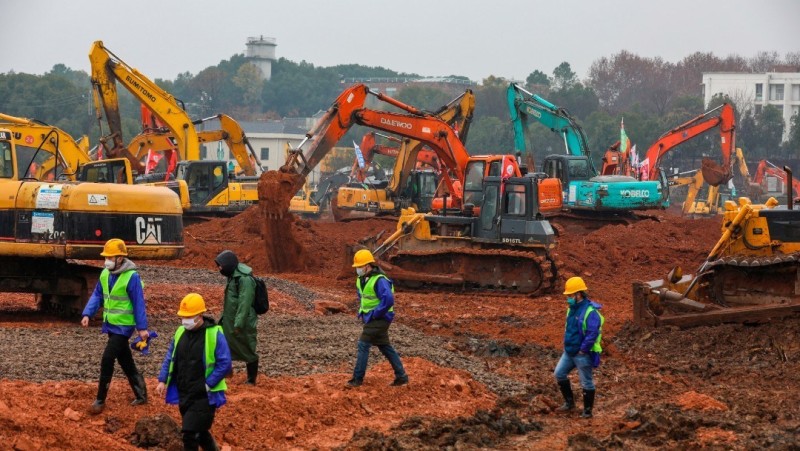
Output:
top-left (347, 249), bottom-right (408, 388)
top-left (554, 276), bottom-right (605, 419)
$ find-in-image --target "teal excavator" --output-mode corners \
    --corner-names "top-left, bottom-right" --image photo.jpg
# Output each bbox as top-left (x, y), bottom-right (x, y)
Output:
top-left (507, 83), bottom-right (668, 216)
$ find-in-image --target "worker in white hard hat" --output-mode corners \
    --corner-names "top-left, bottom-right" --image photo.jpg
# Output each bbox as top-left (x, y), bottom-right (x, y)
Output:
top-left (554, 276), bottom-right (605, 419)
top-left (347, 249), bottom-right (408, 388)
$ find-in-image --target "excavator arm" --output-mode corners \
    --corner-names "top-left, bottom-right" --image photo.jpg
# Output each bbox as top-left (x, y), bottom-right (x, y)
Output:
top-left (507, 83), bottom-right (592, 172)
top-left (643, 103), bottom-right (735, 186)
top-left (281, 84), bottom-right (473, 204)
top-left (89, 41), bottom-right (201, 172)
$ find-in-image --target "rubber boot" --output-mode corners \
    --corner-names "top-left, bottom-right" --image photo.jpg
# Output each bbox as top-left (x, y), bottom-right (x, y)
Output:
top-left (555, 380), bottom-right (575, 413)
top-left (581, 389), bottom-right (595, 418)
top-left (128, 373), bottom-right (148, 406)
top-left (197, 432), bottom-right (219, 451)
top-left (89, 378), bottom-right (111, 415)
top-left (245, 359), bottom-right (259, 385)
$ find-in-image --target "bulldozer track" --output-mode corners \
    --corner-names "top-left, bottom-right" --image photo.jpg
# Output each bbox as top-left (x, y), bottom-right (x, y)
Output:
top-left (705, 253), bottom-right (800, 307)
top-left (384, 247), bottom-right (557, 296)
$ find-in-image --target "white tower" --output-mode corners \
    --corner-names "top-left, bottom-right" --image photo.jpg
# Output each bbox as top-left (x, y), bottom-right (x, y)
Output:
top-left (245, 36), bottom-right (277, 81)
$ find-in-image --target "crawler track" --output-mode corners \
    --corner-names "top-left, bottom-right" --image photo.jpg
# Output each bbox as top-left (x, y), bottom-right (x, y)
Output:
top-left (381, 247), bottom-right (557, 296)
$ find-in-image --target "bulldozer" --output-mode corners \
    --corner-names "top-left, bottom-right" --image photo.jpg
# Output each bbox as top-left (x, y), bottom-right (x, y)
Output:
top-left (633, 172), bottom-right (800, 327)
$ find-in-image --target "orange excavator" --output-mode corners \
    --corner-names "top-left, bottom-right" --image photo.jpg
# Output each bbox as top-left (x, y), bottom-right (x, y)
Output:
top-left (263, 83), bottom-right (559, 293)
top-left (750, 159), bottom-right (800, 203)
top-left (352, 131), bottom-right (441, 182)
top-left (640, 103), bottom-right (736, 188)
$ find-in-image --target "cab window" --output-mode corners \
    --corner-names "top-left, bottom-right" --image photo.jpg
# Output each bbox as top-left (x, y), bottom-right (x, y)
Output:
top-left (488, 160), bottom-right (501, 177)
top-left (544, 159), bottom-right (562, 180)
top-left (480, 185), bottom-right (499, 231)
top-left (567, 159), bottom-right (589, 179)
top-left (0, 141), bottom-right (12, 178)
top-left (464, 161), bottom-right (485, 190)
top-left (504, 184), bottom-right (526, 216)
top-left (15, 144), bottom-right (58, 180)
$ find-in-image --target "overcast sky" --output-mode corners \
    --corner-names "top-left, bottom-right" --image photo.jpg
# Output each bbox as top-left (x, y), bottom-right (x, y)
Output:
top-left (2, 0), bottom-right (798, 83)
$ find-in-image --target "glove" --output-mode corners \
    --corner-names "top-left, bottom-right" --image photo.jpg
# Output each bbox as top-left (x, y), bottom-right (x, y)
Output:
top-left (130, 330), bottom-right (159, 355)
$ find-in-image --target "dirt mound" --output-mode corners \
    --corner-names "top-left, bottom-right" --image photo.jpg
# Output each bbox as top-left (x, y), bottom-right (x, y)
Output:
top-left (342, 408), bottom-right (542, 450)
top-left (130, 414), bottom-right (182, 449)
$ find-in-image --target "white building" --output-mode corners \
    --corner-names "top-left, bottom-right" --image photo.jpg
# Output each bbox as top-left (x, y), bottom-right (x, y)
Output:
top-left (702, 72), bottom-right (800, 141)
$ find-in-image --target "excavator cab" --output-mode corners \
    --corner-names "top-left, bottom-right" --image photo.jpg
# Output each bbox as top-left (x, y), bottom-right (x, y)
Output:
top-left (178, 161), bottom-right (229, 209)
top-left (403, 170), bottom-right (438, 212)
top-left (542, 155), bottom-right (592, 189)
top-left (474, 176), bottom-right (555, 246)
top-left (77, 158), bottom-right (133, 184)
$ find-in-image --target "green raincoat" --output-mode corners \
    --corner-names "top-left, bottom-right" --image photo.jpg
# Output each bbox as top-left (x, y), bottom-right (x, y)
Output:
top-left (221, 263), bottom-right (258, 362)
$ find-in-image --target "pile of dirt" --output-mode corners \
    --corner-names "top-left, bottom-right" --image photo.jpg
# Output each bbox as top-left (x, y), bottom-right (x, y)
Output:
top-left (257, 170), bottom-right (307, 272)
top-left (0, 358), bottom-right (496, 450)
top-left (342, 408), bottom-right (542, 450)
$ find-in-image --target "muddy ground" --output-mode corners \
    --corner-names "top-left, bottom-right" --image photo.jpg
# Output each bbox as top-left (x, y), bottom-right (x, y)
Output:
top-left (1, 206), bottom-right (799, 450)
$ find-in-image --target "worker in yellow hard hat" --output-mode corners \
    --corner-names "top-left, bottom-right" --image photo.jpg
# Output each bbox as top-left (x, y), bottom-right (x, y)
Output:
top-left (347, 249), bottom-right (408, 388)
top-left (156, 293), bottom-right (231, 451)
top-left (554, 276), bottom-right (605, 419)
top-left (80, 238), bottom-right (150, 415)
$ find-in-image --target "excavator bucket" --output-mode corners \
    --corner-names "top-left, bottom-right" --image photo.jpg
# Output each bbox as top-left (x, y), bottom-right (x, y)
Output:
top-left (700, 157), bottom-right (732, 187)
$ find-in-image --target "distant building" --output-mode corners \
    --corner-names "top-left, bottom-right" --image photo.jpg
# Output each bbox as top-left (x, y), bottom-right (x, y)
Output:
top-left (245, 36), bottom-right (277, 81)
top-left (340, 76), bottom-right (477, 99)
top-left (702, 72), bottom-right (800, 141)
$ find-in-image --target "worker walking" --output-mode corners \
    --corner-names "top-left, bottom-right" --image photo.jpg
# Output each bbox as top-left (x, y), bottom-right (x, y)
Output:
top-left (80, 238), bottom-right (149, 415)
top-left (214, 250), bottom-right (259, 385)
top-left (554, 276), bottom-right (604, 418)
top-left (347, 249), bottom-right (408, 387)
top-left (156, 293), bottom-right (231, 451)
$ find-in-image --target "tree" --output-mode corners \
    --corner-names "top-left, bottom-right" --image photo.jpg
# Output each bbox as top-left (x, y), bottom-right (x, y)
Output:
top-left (467, 116), bottom-right (513, 155)
top-left (758, 105), bottom-right (785, 155)
top-left (525, 70), bottom-right (550, 90)
top-left (548, 83), bottom-right (599, 121)
top-left (232, 63), bottom-right (264, 108)
top-left (396, 86), bottom-right (451, 112)
top-left (551, 62), bottom-right (577, 91)
top-left (749, 51), bottom-right (781, 72)
top-left (481, 75), bottom-right (507, 89)
top-left (784, 113), bottom-right (800, 158)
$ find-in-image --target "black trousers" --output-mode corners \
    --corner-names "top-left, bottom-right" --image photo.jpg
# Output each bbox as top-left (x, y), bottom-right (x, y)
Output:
top-left (180, 398), bottom-right (217, 450)
top-left (97, 333), bottom-right (139, 399)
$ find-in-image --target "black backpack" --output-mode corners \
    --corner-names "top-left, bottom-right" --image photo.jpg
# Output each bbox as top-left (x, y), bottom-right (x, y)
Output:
top-left (235, 274), bottom-right (269, 315)
top-left (252, 276), bottom-right (269, 315)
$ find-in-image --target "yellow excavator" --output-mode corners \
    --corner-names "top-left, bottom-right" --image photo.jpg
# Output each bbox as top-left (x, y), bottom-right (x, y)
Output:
top-left (633, 171), bottom-right (800, 327)
top-left (88, 40), bottom-right (260, 215)
top-left (0, 121), bottom-right (183, 314)
top-left (672, 148), bottom-right (752, 217)
top-left (332, 90), bottom-right (474, 220)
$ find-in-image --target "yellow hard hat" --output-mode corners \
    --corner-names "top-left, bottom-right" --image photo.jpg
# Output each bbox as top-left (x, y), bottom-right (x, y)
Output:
top-left (352, 249), bottom-right (376, 267)
top-left (177, 293), bottom-right (207, 317)
top-left (563, 276), bottom-right (588, 295)
top-left (100, 238), bottom-right (128, 257)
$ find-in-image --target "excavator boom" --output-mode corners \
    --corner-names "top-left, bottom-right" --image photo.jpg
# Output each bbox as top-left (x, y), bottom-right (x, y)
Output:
top-left (644, 103), bottom-right (735, 186)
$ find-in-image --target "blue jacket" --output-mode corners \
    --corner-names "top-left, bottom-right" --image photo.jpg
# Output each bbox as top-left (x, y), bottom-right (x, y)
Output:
top-left (157, 322), bottom-right (232, 407)
top-left (82, 262), bottom-right (147, 337)
top-left (563, 298), bottom-right (602, 357)
top-left (357, 273), bottom-right (395, 324)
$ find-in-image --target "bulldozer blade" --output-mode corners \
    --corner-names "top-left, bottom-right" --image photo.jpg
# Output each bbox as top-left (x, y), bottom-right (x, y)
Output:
top-left (701, 157), bottom-right (732, 187)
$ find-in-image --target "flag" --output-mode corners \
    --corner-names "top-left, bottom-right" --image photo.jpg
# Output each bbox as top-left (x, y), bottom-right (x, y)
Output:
top-left (353, 141), bottom-right (366, 169)
top-left (619, 118), bottom-right (630, 155)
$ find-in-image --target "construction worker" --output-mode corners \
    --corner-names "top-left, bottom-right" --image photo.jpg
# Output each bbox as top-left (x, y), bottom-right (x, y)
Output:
top-left (347, 249), bottom-right (408, 387)
top-left (554, 276), bottom-right (604, 418)
top-left (156, 293), bottom-right (231, 451)
top-left (80, 238), bottom-right (149, 415)
top-left (214, 250), bottom-right (259, 384)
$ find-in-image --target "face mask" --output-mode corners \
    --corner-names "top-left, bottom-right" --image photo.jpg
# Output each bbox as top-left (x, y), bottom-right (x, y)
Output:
top-left (182, 317), bottom-right (199, 330)
top-left (104, 259), bottom-right (116, 270)
top-left (566, 296), bottom-right (576, 306)
top-left (356, 267), bottom-right (367, 277)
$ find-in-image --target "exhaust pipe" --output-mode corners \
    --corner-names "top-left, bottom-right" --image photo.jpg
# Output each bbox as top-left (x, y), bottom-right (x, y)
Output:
top-left (785, 166), bottom-right (793, 210)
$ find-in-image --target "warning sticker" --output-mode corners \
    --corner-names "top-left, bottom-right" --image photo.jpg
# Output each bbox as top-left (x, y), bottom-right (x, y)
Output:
top-left (88, 194), bottom-right (108, 206)
top-left (35, 185), bottom-right (63, 209)
top-left (31, 211), bottom-right (55, 234)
